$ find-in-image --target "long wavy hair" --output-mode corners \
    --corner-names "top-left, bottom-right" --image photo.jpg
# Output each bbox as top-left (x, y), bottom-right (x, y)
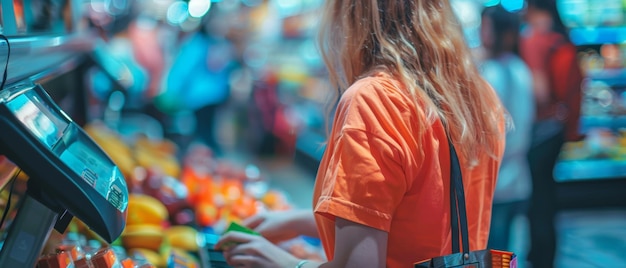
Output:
top-left (318, 0), bottom-right (505, 163)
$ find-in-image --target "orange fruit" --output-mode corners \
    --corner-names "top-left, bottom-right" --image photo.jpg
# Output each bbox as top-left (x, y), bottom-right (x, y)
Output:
top-left (196, 202), bottom-right (219, 227)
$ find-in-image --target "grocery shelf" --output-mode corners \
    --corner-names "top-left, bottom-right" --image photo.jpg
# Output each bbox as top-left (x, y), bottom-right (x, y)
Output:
top-left (570, 26), bottom-right (626, 46)
top-left (554, 159), bottom-right (626, 210)
top-left (586, 68), bottom-right (626, 87)
top-left (554, 158), bottom-right (626, 182)
top-left (579, 115), bottom-right (626, 133)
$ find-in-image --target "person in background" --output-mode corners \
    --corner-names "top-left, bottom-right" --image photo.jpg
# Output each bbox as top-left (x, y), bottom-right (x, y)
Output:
top-left (159, 9), bottom-right (236, 156)
top-left (214, 0), bottom-right (507, 267)
top-left (479, 5), bottom-right (534, 265)
top-left (128, 15), bottom-right (167, 99)
top-left (520, 0), bottom-right (584, 267)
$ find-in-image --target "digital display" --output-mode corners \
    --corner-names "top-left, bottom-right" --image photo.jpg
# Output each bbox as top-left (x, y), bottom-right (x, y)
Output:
top-left (6, 89), bottom-right (68, 149)
top-left (3, 87), bottom-right (127, 212)
top-left (55, 125), bottom-right (127, 211)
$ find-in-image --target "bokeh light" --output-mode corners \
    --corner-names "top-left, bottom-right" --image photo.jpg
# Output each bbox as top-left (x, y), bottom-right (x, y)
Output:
top-left (167, 1), bottom-right (189, 25)
top-left (188, 0), bottom-right (212, 18)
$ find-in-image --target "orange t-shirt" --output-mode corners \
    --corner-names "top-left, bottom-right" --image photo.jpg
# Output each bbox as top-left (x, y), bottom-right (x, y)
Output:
top-left (313, 72), bottom-right (504, 267)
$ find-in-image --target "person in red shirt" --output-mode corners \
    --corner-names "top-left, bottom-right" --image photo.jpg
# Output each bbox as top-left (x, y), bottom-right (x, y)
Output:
top-left (520, 0), bottom-right (584, 267)
top-left (215, 1), bottom-right (506, 267)
top-left (520, 0), bottom-right (582, 142)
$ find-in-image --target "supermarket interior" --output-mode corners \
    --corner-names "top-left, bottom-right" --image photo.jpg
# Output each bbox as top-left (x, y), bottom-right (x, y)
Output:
top-left (0, 0), bottom-right (625, 267)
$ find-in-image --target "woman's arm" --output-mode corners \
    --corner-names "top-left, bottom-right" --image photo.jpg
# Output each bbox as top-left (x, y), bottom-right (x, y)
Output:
top-left (243, 209), bottom-right (319, 242)
top-left (300, 217), bottom-right (388, 268)
top-left (290, 209), bottom-right (320, 238)
top-left (215, 217), bottom-right (388, 268)
top-left (321, 217), bottom-right (388, 268)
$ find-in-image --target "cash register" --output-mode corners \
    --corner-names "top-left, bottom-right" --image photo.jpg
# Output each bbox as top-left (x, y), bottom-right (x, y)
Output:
top-left (0, 82), bottom-right (128, 267)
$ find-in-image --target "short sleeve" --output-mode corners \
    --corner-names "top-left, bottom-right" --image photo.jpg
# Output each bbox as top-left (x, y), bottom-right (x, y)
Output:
top-left (314, 127), bottom-right (407, 232)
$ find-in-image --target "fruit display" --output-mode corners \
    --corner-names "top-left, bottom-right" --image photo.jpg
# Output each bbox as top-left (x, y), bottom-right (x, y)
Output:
top-left (83, 122), bottom-right (136, 178)
top-left (35, 122), bottom-right (323, 267)
top-left (84, 122), bottom-right (181, 179)
top-left (134, 136), bottom-right (181, 179)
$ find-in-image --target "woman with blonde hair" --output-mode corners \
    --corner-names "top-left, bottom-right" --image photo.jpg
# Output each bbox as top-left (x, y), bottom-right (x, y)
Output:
top-left (215, 0), bottom-right (507, 267)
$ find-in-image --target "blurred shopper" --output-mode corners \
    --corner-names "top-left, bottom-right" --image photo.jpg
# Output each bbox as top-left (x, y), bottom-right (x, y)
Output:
top-left (520, 0), bottom-right (583, 267)
top-left (214, 0), bottom-right (507, 267)
top-left (128, 16), bottom-right (167, 99)
top-left (89, 32), bottom-right (149, 110)
top-left (479, 4), bottom-right (534, 263)
top-left (159, 12), bottom-right (236, 156)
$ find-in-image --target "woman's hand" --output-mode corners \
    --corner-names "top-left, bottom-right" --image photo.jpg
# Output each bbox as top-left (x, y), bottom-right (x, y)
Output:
top-left (243, 210), bottom-right (316, 243)
top-left (215, 231), bottom-right (301, 268)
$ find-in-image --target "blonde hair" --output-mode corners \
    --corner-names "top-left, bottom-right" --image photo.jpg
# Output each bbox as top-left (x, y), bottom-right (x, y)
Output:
top-left (318, 0), bottom-right (505, 162)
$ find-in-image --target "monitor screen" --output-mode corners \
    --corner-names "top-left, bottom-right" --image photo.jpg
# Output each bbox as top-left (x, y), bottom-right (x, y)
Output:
top-left (55, 125), bottom-right (127, 211)
top-left (6, 89), bottom-right (68, 149)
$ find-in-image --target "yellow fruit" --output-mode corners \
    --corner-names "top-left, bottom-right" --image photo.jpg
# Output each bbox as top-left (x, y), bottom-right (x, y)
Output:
top-left (129, 248), bottom-right (164, 267)
top-left (134, 147), bottom-right (181, 178)
top-left (84, 123), bottom-right (136, 177)
top-left (164, 226), bottom-right (199, 252)
top-left (127, 194), bottom-right (169, 226)
top-left (136, 136), bottom-right (178, 155)
top-left (159, 159), bottom-right (181, 179)
top-left (123, 223), bottom-right (165, 233)
top-left (122, 224), bottom-right (164, 251)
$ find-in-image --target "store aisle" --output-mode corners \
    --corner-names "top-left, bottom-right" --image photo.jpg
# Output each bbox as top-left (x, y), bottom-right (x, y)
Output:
top-left (257, 156), bottom-right (316, 210)
top-left (214, 102), bottom-right (318, 210)
top-left (219, 148), bottom-right (316, 210)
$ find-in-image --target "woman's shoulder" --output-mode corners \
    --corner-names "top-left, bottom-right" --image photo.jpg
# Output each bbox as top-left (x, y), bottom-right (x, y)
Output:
top-left (335, 72), bottom-right (418, 132)
top-left (347, 71), bottom-right (395, 91)
top-left (343, 72), bottom-right (411, 103)
top-left (339, 72), bottom-right (417, 120)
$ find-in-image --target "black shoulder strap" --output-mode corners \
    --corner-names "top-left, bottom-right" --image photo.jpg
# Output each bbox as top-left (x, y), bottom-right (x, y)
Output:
top-left (448, 138), bottom-right (470, 254)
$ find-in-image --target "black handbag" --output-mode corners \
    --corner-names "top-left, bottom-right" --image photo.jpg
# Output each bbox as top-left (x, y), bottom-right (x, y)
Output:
top-left (414, 139), bottom-right (516, 268)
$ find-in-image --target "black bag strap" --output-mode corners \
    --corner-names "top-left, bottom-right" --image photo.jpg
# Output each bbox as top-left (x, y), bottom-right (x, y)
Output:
top-left (448, 138), bottom-right (470, 254)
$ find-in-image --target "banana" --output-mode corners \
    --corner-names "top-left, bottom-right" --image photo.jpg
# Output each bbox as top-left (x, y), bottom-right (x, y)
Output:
top-left (164, 225), bottom-right (200, 252)
top-left (127, 194), bottom-right (169, 226)
top-left (122, 224), bottom-right (165, 251)
top-left (134, 147), bottom-right (181, 178)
